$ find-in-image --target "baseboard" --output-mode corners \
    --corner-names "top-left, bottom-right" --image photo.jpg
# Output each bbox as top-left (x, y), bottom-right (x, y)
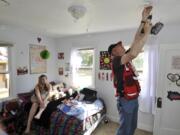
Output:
top-left (106, 114), bottom-right (119, 123)
top-left (106, 114), bottom-right (153, 132)
top-left (138, 123), bottom-right (153, 132)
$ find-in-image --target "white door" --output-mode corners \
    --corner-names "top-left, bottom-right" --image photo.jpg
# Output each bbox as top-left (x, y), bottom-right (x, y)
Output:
top-left (154, 44), bottom-right (180, 135)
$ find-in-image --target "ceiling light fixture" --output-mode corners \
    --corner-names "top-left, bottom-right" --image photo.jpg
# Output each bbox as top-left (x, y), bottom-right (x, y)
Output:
top-left (68, 4), bottom-right (87, 20)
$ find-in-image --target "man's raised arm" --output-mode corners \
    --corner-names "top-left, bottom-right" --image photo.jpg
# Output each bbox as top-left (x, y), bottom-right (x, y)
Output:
top-left (121, 6), bottom-right (153, 64)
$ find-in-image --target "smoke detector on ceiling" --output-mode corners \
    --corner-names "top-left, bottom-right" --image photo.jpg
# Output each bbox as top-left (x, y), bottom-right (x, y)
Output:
top-left (0, 0), bottom-right (10, 6)
top-left (68, 4), bottom-right (87, 20)
top-left (143, 0), bottom-right (153, 5)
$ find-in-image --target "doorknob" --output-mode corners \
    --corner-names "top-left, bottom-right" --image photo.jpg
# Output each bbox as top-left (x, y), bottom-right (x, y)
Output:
top-left (157, 97), bottom-right (162, 108)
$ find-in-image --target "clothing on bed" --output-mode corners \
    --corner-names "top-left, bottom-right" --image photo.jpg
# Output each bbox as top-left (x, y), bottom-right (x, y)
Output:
top-left (50, 105), bottom-right (105, 135)
top-left (57, 99), bottom-right (104, 120)
top-left (80, 88), bottom-right (97, 103)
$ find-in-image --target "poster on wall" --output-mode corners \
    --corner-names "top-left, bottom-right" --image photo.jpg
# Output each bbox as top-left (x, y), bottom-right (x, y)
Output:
top-left (58, 52), bottom-right (64, 59)
top-left (167, 91), bottom-right (180, 101)
top-left (172, 56), bottom-right (180, 70)
top-left (29, 44), bottom-right (47, 74)
top-left (110, 72), bottom-right (113, 81)
top-left (59, 67), bottom-right (64, 75)
top-left (65, 62), bottom-right (70, 71)
top-left (100, 51), bottom-right (111, 70)
top-left (17, 66), bottom-right (28, 75)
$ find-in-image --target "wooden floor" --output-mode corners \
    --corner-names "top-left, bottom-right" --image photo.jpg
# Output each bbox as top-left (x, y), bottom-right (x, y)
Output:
top-left (92, 121), bottom-right (153, 135)
top-left (30, 121), bottom-right (153, 135)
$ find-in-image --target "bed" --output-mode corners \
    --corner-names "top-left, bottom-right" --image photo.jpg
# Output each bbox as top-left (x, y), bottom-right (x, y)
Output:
top-left (36, 99), bottom-right (106, 135)
top-left (17, 85), bottom-right (106, 135)
top-left (49, 98), bottom-right (106, 135)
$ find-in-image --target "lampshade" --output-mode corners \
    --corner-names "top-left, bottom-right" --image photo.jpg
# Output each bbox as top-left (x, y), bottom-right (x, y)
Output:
top-left (68, 4), bottom-right (87, 20)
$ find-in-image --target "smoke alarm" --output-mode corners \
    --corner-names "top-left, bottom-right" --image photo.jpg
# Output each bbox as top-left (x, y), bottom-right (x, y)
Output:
top-left (0, 0), bottom-right (10, 6)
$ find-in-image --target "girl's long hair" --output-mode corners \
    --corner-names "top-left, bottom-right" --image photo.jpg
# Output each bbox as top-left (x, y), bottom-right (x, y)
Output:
top-left (37, 74), bottom-right (49, 91)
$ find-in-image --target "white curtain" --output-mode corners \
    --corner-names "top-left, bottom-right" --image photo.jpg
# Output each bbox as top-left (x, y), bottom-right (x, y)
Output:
top-left (139, 37), bottom-right (159, 114)
top-left (70, 49), bottom-right (82, 88)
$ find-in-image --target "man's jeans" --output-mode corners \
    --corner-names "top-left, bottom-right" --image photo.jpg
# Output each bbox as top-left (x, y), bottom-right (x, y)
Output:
top-left (116, 97), bottom-right (139, 135)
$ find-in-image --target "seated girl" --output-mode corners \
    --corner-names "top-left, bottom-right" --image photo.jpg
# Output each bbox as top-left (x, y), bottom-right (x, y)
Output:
top-left (24, 74), bottom-right (51, 134)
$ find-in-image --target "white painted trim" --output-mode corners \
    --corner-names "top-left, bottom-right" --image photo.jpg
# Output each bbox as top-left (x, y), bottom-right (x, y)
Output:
top-left (107, 114), bottom-right (153, 132)
top-left (154, 44), bottom-right (180, 135)
top-left (138, 123), bottom-right (153, 132)
top-left (0, 41), bottom-right (14, 47)
top-left (106, 114), bottom-right (119, 123)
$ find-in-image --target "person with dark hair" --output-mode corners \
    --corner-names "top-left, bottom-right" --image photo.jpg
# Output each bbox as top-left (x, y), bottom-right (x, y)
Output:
top-left (108, 6), bottom-right (153, 135)
top-left (24, 74), bottom-right (51, 134)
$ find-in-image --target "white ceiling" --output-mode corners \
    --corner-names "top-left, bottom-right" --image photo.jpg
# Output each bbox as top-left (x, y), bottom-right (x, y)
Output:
top-left (0, 0), bottom-right (180, 37)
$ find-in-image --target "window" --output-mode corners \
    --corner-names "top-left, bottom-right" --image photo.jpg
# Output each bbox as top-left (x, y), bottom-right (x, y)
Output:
top-left (71, 48), bottom-right (95, 89)
top-left (132, 52), bottom-right (144, 73)
top-left (0, 47), bottom-right (10, 99)
top-left (132, 52), bottom-right (144, 86)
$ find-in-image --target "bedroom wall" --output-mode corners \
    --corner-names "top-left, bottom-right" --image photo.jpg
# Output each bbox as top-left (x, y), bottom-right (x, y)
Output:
top-left (0, 26), bottom-right (57, 99)
top-left (55, 24), bottom-right (180, 132)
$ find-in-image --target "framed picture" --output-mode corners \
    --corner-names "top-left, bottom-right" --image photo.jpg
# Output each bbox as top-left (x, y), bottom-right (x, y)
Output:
top-left (59, 67), bottom-right (64, 75)
top-left (17, 66), bottom-right (28, 75)
top-left (100, 51), bottom-right (112, 70)
top-left (29, 44), bottom-right (47, 74)
top-left (58, 52), bottom-right (64, 59)
top-left (65, 62), bottom-right (70, 71)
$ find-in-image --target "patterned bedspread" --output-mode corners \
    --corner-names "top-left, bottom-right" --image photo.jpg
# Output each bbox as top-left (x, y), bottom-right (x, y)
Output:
top-left (50, 110), bottom-right (83, 135)
top-left (49, 99), bottom-right (106, 135)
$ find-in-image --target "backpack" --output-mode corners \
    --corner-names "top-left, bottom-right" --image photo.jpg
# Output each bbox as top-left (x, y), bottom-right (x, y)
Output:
top-left (80, 88), bottom-right (97, 103)
top-left (123, 63), bottom-right (141, 100)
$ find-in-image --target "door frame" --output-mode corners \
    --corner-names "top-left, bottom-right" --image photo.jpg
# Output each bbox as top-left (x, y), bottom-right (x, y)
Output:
top-left (153, 44), bottom-right (180, 135)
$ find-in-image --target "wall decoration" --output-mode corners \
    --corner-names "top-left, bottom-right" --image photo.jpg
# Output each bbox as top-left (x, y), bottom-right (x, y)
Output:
top-left (106, 72), bottom-right (109, 81)
top-left (65, 73), bottom-right (69, 77)
top-left (167, 73), bottom-right (179, 82)
top-left (59, 67), bottom-right (64, 75)
top-left (102, 72), bottom-right (105, 80)
top-left (98, 72), bottom-right (101, 80)
top-left (100, 51), bottom-right (111, 70)
top-left (17, 66), bottom-right (28, 75)
top-left (65, 62), bottom-right (70, 71)
top-left (176, 79), bottom-right (180, 87)
top-left (167, 91), bottom-right (180, 101)
top-left (110, 72), bottom-right (113, 81)
top-left (172, 56), bottom-right (180, 69)
top-left (29, 44), bottom-right (47, 74)
top-left (37, 37), bottom-right (42, 43)
top-left (167, 73), bottom-right (180, 87)
top-left (58, 52), bottom-right (64, 59)
top-left (40, 49), bottom-right (50, 59)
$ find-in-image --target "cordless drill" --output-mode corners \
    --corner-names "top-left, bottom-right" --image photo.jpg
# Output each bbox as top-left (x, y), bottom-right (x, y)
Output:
top-left (141, 15), bottom-right (164, 35)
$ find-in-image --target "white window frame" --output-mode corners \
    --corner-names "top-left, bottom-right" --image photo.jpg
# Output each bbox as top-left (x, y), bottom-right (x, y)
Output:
top-left (0, 43), bottom-right (13, 100)
top-left (71, 48), bottom-right (95, 89)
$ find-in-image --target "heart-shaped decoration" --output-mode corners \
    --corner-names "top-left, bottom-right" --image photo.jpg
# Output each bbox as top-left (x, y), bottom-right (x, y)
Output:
top-left (167, 73), bottom-right (180, 82)
top-left (37, 37), bottom-right (42, 43)
top-left (176, 79), bottom-right (180, 87)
